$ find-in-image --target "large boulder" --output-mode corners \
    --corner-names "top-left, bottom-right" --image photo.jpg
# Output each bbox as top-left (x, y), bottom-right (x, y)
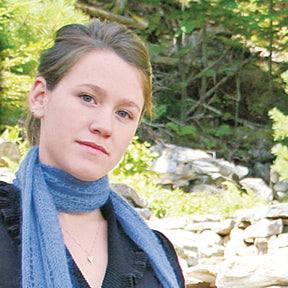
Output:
top-left (0, 138), bottom-right (21, 166)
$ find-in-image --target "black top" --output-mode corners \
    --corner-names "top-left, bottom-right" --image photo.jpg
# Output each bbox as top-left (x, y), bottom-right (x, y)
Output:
top-left (0, 181), bottom-right (185, 288)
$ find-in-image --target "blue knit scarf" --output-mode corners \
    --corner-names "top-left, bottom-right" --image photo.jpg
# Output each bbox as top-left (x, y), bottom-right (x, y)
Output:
top-left (13, 146), bottom-right (180, 288)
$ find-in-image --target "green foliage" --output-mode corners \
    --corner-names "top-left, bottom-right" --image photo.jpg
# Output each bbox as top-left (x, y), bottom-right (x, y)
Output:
top-left (152, 104), bottom-right (167, 121)
top-left (211, 124), bottom-right (233, 138)
top-left (148, 183), bottom-right (266, 218)
top-left (281, 71), bottom-right (288, 95)
top-left (220, 180), bottom-right (267, 214)
top-left (111, 170), bottom-right (267, 218)
top-left (110, 137), bottom-right (158, 178)
top-left (271, 144), bottom-right (288, 181)
top-left (269, 107), bottom-right (288, 181)
top-left (269, 107), bottom-right (288, 141)
top-left (0, 0), bottom-right (89, 127)
top-left (202, 136), bottom-right (219, 150)
top-left (166, 122), bottom-right (197, 136)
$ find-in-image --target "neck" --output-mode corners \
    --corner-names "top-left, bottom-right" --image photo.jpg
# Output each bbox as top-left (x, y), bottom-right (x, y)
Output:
top-left (58, 209), bottom-right (105, 225)
top-left (41, 163), bottom-right (110, 213)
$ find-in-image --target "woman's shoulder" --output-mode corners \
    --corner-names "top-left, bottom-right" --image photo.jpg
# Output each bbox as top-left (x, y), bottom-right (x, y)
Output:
top-left (0, 180), bottom-right (20, 212)
top-left (0, 181), bottom-right (21, 245)
top-left (0, 181), bottom-right (21, 288)
top-left (153, 230), bottom-right (185, 287)
top-left (0, 180), bottom-right (19, 197)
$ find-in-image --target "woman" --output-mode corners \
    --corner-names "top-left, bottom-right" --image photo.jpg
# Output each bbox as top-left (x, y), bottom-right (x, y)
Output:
top-left (0, 20), bottom-right (184, 288)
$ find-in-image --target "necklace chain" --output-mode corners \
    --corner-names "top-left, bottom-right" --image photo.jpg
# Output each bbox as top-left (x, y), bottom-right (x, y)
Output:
top-left (62, 223), bottom-right (100, 264)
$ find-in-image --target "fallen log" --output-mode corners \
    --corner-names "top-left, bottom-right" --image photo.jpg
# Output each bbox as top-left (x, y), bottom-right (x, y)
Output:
top-left (75, 3), bottom-right (148, 30)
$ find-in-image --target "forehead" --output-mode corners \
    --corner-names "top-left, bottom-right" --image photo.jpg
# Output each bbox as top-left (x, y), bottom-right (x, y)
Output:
top-left (66, 49), bottom-right (140, 80)
top-left (55, 49), bottom-right (145, 106)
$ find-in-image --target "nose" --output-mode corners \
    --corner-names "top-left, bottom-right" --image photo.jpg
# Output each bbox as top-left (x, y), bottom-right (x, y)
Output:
top-left (89, 109), bottom-right (113, 138)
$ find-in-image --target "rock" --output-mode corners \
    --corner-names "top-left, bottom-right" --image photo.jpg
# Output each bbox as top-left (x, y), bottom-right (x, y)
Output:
top-left (235, 203), bottom-right (288, 224)
top-left (151, 143), bottom-right (249, 189)
top-left (185, 277), bottom-right (212, 288)
top-left (146, 200), bottom-right (288, 287)
top-left (196, 230), bottom-right (223, 255)
top-left (254, 237), bottom-right (269, 254)
top-left (274, 180), bottom-right (288, 192)
top-left (111, 183), bottom-right (147, 208)
top-left (270, 169), bottom-right (279, 184)
top-left (111, 183), bottom-right (152, 219)
top-left (151, 144), bottom-right (213, 165)
top-left (0, 139), bottom-right (21, 166)
top-left (216, 248), bottom-right (288, 288)
top-left (253, 162), bottom-right (270, 184)
top-left (0, 167), bottom-right (15, 183)
top-left (243, 218), bottom-right (283, 241)
top-left (185, 264), bottom-right (218, 288)
top-left (187, 214), bottom-right (222, 222)
top-left (274, 180), bottom-right (288, 193)
top-left (270, 169), bottom-right (288, 201)
top-left (266, 203), bottom-right (288, 218)
top-left (235, 206), bottom-right (270, 223)
top-left (134, 207), bottom-right (153, 220)
top-left (186, 219), bottom-right (234, 236)
top-left (148, 216), bottom-right (188, 230)
top-left (191, 184), bottom-right (225, 195)
top-left (240, 177), bottom-right (273, 202)
top-left (268, 233), bottom-right (288, 252)
top-left (225, 227), bottom-right (258, 258)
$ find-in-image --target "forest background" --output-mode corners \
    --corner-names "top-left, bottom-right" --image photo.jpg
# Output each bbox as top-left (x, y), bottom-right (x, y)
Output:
top-left (2, 0), bottom-right (288, 217)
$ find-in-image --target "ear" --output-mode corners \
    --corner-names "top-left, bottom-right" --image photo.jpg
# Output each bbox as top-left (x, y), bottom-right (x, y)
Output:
top-left (28, 76), bottom-right (49, 118)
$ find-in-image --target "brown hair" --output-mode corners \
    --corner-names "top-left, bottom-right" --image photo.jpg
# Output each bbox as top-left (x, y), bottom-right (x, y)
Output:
top-left (27, 19), bottom-right (152, 145)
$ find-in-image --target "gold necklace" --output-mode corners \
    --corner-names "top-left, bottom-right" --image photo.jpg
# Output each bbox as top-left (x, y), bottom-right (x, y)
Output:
top-left (62, 223), bottom-right (100, 264)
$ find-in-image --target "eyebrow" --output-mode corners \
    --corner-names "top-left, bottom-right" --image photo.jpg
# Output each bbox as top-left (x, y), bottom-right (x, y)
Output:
top-left (77, 83), bottom-right (105, 96)
top-left (119, 99), bottom-right (142, 112)
top-left (77, 83), bottom-right (142, 112)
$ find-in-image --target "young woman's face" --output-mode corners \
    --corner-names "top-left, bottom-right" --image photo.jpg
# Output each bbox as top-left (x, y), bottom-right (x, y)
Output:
top-left (30, 50), bottom-right (144, 181)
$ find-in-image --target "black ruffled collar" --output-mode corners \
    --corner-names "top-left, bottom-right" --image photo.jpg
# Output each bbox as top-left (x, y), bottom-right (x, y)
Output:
top-left (98, 199), bottom-right (149, 287)
top-left (0, 181), bottom-right (21, 246)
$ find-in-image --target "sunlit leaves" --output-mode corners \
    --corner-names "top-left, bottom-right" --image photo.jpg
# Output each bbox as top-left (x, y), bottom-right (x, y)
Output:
top-left (269, 107), bottom-right (288, 181)
top-left (0, 0), bottom-right (89, 126)
top-left (269, 107), bottom-right (288, 141)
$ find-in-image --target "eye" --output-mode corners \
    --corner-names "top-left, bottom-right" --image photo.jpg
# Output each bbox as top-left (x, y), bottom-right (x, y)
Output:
top-left (80, 94), bottom-right (96, 104)
top-left (116, 110), bottom-right (132, 119)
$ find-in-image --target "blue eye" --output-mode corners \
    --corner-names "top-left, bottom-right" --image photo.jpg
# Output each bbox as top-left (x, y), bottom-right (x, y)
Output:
top-left (81, 94), bottom-right (95, 103)
top-left (117, 110), bottom-right (132, 119)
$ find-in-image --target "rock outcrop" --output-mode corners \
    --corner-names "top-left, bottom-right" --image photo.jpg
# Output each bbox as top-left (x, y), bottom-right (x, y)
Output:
top-left (148, 203), bottom-right (288, 287)
top-left (151, 143), bottom-right (285, 202)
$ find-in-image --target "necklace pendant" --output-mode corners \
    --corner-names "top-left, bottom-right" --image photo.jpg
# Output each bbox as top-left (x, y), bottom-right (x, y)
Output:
top-left (88, 256), bottom-right (94, 264)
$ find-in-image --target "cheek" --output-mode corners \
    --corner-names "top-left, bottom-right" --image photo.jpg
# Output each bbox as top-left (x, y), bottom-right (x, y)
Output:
top-left (41, 108), bottom-right (70, 140)
top-left (118, 130), bottom-right (136, 152)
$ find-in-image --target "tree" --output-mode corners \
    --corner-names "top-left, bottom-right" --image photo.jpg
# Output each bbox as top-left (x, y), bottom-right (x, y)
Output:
top-left (141, 0), bottom-right (263, 128)
top-left (236, 0), bottom-right (288, 92)
top-left (0, 0), bottom-right (88, 128)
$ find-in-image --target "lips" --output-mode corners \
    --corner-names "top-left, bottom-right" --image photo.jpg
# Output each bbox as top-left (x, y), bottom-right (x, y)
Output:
top-left (76, 141), bottom-right (109, 155)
